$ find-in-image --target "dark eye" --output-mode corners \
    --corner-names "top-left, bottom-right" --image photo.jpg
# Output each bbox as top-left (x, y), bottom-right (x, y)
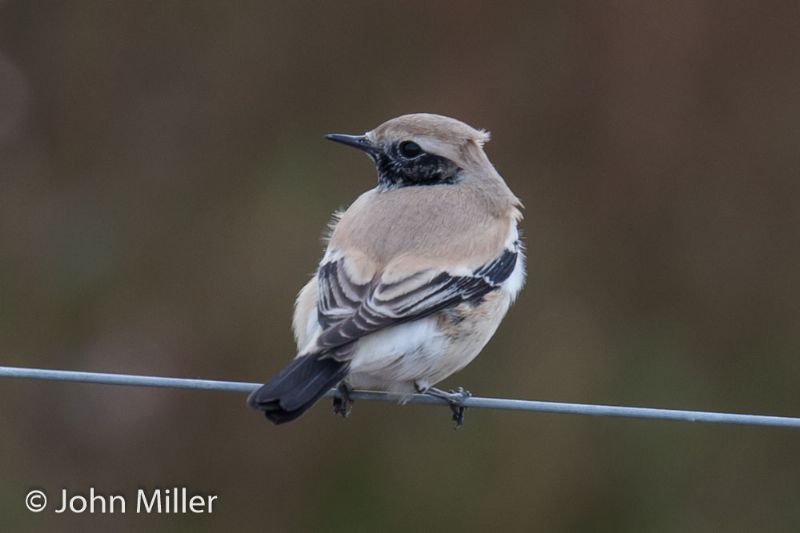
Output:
top-left (398, 141), bottom-right (422, 159)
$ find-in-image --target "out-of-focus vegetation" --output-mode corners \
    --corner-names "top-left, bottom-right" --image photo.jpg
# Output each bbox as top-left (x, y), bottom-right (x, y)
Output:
top-left (1, 2), bottom-right (799, 531)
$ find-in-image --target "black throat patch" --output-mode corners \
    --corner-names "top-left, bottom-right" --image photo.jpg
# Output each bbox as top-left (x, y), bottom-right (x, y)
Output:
top-left (372, 146), bottom-right (461, 189)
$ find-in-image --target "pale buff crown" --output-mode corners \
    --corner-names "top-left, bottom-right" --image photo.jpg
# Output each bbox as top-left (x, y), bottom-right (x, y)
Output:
top-left (368, 113), bottom-right (491, 149)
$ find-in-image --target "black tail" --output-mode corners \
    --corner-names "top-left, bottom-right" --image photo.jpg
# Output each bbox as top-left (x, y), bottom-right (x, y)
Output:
top-left (247, 354), bottom-right (349, 424)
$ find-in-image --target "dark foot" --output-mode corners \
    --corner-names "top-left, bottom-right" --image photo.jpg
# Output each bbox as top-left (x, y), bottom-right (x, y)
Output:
top-left (425, 386), bottom-right (472, 429)
top-left (332, 382), bottom-right (354, 418)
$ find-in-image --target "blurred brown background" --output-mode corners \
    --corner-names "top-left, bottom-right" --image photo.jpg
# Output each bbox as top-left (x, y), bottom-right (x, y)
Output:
top-left (1, 1), bottom-right (799, 531)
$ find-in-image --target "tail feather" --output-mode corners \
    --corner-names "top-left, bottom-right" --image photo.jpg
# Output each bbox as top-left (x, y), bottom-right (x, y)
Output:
top-left (248, 354), bottom-right (349, 424)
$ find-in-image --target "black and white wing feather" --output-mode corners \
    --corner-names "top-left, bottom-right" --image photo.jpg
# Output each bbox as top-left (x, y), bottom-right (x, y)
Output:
top-left (314, 247), bottom-right (518, 358)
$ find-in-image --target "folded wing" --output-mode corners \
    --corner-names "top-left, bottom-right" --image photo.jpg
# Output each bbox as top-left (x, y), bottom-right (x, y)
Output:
top-left (314, 246), bottom-right (519, 358)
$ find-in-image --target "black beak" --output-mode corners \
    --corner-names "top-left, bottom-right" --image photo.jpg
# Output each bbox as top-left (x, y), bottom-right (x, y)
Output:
top-left (325, 133), bottom-right (379, 155)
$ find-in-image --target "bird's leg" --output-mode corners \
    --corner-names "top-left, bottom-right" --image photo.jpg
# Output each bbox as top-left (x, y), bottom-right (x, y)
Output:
top-left (332, 382), bottom-right (354, 418)
top-left (424, 386), bottom-right (472, 428)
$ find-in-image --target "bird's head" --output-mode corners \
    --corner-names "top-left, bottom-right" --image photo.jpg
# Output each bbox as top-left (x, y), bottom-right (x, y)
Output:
top-left (326, 113), bottom-right (493, 190)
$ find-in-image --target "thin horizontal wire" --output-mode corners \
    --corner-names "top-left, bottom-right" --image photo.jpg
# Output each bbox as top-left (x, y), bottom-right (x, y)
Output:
top-left (1, 365), bottom-right (799, 429)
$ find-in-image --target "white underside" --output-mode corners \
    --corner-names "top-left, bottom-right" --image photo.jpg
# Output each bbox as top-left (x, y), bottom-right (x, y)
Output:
top-left (346, 317), bottom-right (449, 392)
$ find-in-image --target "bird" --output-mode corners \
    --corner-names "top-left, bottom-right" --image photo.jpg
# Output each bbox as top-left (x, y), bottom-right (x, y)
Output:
top-left (248, 113), bottom-right (524, 426)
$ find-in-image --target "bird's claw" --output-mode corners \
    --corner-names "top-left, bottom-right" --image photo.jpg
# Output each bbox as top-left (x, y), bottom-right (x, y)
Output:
top-left (332, 383), bottom-right (353, 418)
top-left (447, 387), bottom-right (472, 429)
top-left (425, 386), bottom-right (472, 429)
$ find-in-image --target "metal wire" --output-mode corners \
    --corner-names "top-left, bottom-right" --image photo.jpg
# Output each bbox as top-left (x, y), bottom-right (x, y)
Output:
top-left (1, 364), bottom-right (799, 428)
